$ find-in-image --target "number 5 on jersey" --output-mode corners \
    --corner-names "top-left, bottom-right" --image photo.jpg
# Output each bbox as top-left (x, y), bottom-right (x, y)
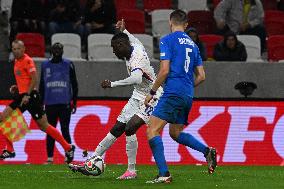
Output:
top-left (184, 48), bottom-right (192, 73)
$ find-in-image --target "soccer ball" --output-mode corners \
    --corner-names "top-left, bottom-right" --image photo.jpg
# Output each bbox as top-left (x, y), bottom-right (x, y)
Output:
top-left (84, 156), bottom-right (105, 176)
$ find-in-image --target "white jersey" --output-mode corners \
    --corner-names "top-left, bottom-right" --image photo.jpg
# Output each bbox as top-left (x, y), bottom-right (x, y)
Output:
top-left (124, 30), bottom-right (163, 101)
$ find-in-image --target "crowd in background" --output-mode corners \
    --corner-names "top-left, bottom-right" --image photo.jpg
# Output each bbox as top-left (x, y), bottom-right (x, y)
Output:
top-left (1, 0), bottom-right (284, 61)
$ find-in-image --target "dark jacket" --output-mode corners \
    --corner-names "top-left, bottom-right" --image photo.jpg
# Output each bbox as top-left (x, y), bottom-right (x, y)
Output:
top-left (84, 0), bottom-right (116, 25)
top-left (213, 33), bottom-right (247, 61)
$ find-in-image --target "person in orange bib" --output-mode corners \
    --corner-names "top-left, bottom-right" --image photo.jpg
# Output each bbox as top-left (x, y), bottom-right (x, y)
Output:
top-left (0, 40), bottom-right (75, 163)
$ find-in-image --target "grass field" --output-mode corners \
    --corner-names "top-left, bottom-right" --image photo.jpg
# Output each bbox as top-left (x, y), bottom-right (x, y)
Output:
top-left (0, 164), bottom-right (283, 189)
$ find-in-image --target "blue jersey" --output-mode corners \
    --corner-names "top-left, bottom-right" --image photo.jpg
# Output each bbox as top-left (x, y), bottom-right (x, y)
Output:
top-left (160, 31), bottom-right (202, 98)
top-left (41, 59), bottom-right (72, 105)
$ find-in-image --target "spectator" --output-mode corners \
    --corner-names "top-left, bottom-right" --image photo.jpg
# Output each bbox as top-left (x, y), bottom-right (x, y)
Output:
top-left (186, 27), bottom-right (207, 61)
top-left (9, 0), bottom-right (46, 42)
top-left (213, 31), bottom-right (247, 61)
top-left (83, 0), bottom-right (116, 36)
top-left (47, 0), bottom-right (84, 40)
top-left (39, 42), bottom-right (78, 164)
top-left (214, 0), bottom-right (266, 52)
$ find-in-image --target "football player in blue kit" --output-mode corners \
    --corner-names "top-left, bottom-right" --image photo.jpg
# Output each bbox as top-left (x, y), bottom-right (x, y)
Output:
top-left (144, 9), bottom-right (217, 183)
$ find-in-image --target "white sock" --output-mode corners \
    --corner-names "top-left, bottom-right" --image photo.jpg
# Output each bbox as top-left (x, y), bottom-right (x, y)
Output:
top-left (92, 132), bottom-right (117, 157)
top-left (126, 134), bottom-right (138, 172)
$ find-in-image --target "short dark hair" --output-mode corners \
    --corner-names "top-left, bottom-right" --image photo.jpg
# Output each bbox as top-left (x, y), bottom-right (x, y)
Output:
top-left (51, 42), bottom-right (64, 50)
top-left (170, 9), bottom-right (187, 25)
top-left (111, 32), bottom-right (129, 43)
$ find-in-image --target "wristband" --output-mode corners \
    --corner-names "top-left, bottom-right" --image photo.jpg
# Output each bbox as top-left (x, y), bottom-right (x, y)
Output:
top-left (150, 89), bottom-right (156, 95)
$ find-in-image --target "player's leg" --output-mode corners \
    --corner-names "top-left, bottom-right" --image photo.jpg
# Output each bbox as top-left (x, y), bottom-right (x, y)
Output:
top-left (146, 115), bottom-right (170, 183)
top-left (0, 107), bottom-right (15, 156)
top-left (0, 135), bottom-right (16, 159)
top-left (45, 105), bottom-right (59, 163)
top-left (168, 96), bottom-right (208, 154)
top-left (117, 115), bottom-right (145, 179)
top-left (92, 121), bottom-right (126, 157)
top-left (93, 98), bottom-right (139, 158)
top-left (169, 97), bottom-right (217, 174)
top-left (58, 104), bottom-right (72, 162)
top-left (69, 120), bottom-right (126, 174)
top-left (169, 123), bottom-right (208, 154)
top-left (58, 105), bottom-right (72, 143)
top-left (0, 95), bottom-right (26, 159)
top-left (27, 91), bottom-right (75, 163)
top-left (146, 95), bottom-right (188, 183)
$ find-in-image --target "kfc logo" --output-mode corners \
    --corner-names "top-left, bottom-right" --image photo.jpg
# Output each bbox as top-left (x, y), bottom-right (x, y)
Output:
top-left (0, 100), bottom-right (284, 165)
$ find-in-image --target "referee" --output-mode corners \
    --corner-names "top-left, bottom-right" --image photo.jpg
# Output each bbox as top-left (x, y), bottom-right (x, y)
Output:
top-left (39, 42), bottom-right (78, 163)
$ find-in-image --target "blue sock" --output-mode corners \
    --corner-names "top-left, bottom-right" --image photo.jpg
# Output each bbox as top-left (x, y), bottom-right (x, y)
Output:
top-left (176, 132), bottom-right (207, 154)
top-left (149, 136), bottom-right (169, 176)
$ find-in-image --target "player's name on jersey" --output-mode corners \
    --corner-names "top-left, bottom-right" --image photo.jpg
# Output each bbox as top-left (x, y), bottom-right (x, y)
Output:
top-left (178, 37), bottom-right (195, 46)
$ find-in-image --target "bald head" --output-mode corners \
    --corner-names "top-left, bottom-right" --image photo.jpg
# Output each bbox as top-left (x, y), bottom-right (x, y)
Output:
top-left (12, 40), bottom-right (25, 59)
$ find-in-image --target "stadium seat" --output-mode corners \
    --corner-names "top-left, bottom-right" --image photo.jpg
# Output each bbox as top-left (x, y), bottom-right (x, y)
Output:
top-left (114, 0), bottom-right (136, 10)
top-left (143, 0), bottom-right (172, 12)
top-left (16, 33), bottom-right (45, 58)
top-left (88, 34), bottom-right (119, 61)
top-left (117, 9), bottom-right (145, 34)
top-left (267, 35), bottom-right (284, 62)
top-left (262, 0), bottom-right (278, 10)
top-left (151, 9), bottom-right (174, 37)
top-left (51, 33), bottom-right (85, 61)
top-left (178, 0), bottom-right (208, 13)
top-left (237, 35), bottom-right (263, 62)
top-left (187, 10), bottom-right (216, 35)
top-left (264, 10), bottom-right (284, 36)
top-left (0, 0), bottom-right (12, 12)
top-left (199, 34), bottom-right (223, 60)
top-left (133, 34), bottom-right (154, 59)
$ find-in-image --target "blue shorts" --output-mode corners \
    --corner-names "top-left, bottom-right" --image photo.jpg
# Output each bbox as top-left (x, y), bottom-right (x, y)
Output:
top-left (152, 95), bottom-right (193, 125)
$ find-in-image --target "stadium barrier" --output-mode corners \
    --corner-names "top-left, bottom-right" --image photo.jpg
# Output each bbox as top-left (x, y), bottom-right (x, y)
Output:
top-left (0, 99), bottom-right (283, 165)
top-left (1, 61), bottom-right (284, 99)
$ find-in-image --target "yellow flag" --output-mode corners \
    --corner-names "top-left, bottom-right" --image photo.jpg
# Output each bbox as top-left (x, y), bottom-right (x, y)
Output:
top-left (0, 108), bottom-right (30, 142)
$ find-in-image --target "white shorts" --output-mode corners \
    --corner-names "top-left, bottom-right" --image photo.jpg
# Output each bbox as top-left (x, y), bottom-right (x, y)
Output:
top-left (117, 97), bottom-right (158, 125)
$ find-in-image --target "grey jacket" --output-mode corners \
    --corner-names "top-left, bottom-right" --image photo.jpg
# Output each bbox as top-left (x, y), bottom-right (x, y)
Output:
top-left (214, 0), bottom-right (264, 33)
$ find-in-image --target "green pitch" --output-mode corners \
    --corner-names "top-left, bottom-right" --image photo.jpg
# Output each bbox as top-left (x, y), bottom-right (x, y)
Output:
top-left (0, 164), bottom-right (283, 189)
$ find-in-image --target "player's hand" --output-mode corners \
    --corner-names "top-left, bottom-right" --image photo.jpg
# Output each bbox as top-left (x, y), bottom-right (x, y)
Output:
top-left (116, 19), bottom-right (125, 32)
top-left (144, 94), bottom-right (154, 106)
top-left (9, 85), bottom-right (19, 95)
top-left (20, 95), bottom-right (30, 107)
top-left (101, 80), bottom-right (111, 88)
top-left (71, 102), bottom-right (77, 114)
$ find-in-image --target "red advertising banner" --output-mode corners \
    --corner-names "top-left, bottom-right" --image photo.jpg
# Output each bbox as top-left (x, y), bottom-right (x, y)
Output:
top-left (0, 100), bottom-right (284, 165)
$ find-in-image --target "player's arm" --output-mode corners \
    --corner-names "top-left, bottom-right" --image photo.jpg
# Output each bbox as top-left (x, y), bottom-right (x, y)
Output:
top-left (123, 29), bottom-right (143, 46)
top-left (145, 37), bottom-right (170, 105)
top-left (151, 60), bottom-right (169, 92)
top-left (39, 66), bottom-right (45, 103)
top-left (194, 66), bottom-right (205, 87)
top-left (70, 62), bottom-right (79, 114)
top-left (144, 60), bottom-right (169, 106)
top-left (116, 19), bottom-right (143, 46)
top-left (27, 71), bottom-right (38, 94)
top-left (21, 60), bottom-right (37, 106)
top-left (194, 49), bottom-right (205, 87)
top-left (101, 69), bottom-right (143, 88)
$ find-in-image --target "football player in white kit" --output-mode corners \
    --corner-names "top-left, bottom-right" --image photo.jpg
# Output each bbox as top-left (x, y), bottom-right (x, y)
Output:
top-left (69, 19), bottom-right (162, 179)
